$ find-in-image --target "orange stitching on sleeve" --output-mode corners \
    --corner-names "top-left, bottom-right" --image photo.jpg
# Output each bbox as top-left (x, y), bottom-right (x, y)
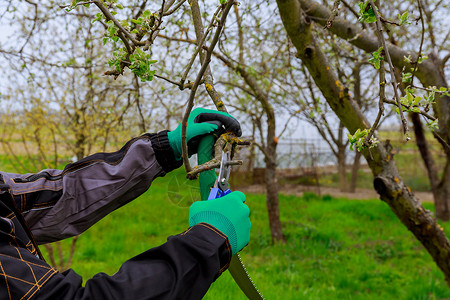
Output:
top-left (0, 260), bottom-right (12, 300)
top-left (9, 240), bottom-right (39, 287)
top-left (181, 226), bottom-right (195, 236)
top-left (10, 186), bottom-right (62, 193)
top-left (0, 254), bottom-right (53, 271)
top-left (21, 268), bottom-right (58, 300)
top-left (0, 273), bottom-right (36, 286)
top-left (197, 223), bottom-right (227, 240)
top-left (12, 177), bottom-right (62, 185)
top-left (1, 241), bottom-right (58, 300)
top-left (31, 200), bottom-right (57, 209)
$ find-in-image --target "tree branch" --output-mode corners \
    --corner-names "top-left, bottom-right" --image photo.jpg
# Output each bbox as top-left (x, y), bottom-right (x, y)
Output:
top-left (189, 0), bottom-right (229, 113)
top-left (92, 0), bottom-right (145, 48)
top-left (324, 0), bottom-right (341, 29)
top-left (181, 1), bottom-right (235, 172)
top-left (369, 0), bottom-right (408, 139)
top-left (408, 0), bottom-right (426, 88)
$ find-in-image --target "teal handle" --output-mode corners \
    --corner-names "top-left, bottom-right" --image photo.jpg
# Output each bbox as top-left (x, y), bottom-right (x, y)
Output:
top-left (198, 135), bottom-right (217, 201)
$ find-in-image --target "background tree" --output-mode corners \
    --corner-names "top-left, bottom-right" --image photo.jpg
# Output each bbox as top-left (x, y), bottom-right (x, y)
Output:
top-left (285, 0), bottom-right (450, 219)
top-left (276, 0), bottom-right (450, 283)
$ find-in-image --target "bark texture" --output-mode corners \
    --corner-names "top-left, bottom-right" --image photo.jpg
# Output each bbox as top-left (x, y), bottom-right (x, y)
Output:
top-left (276, 0), bottom-right (450, 284)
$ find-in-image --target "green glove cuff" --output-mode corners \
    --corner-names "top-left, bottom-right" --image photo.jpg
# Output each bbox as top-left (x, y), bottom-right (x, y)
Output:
top-left (189, 191), bottom-right (251, 255)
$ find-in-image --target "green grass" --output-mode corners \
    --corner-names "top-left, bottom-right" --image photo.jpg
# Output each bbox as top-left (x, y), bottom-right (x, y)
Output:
top-left (40, 169), bottom-right (450, 300)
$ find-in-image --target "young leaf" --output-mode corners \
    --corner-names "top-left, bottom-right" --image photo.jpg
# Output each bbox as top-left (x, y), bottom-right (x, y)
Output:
top-left (369, 47), bottom-right (383, 69)
top-left (402, 72), bottom-right (412, 83)
top-left (358, 1), bottom-right (377, 23)
top-left (398, 11), bottom-right (410, 25)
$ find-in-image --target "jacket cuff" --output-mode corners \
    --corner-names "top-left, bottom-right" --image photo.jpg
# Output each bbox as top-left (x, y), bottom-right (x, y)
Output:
top-left (148, 131), bottom-right (183, 173)
top-left (182, 223), bottom-right (232, 274)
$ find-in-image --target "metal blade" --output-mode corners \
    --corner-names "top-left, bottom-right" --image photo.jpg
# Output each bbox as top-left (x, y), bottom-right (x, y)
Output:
top-left (217, 151), bottom-right (231, 191)
top-left (228, 254), bottom-right (264, 300)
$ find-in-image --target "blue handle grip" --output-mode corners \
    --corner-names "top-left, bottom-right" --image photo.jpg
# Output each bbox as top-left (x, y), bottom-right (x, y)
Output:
top-left (208, 187), bottom-right (232, 200)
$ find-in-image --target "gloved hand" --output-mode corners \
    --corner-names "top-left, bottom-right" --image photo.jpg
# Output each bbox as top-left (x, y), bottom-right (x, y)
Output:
top-left (189, 191), bottom-right (251, 256)
top-left (167, 108), bottom-right (242, 160)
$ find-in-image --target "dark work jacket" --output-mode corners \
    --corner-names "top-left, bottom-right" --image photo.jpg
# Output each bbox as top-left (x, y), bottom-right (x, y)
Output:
top-left (0, 131), bottom-right (232, 300)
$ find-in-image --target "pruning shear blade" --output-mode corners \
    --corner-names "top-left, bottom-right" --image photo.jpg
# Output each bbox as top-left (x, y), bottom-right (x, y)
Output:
top-left (217, 150), bottom-right (231, 192)
top-left (208, 150), bottom-right (232, 200)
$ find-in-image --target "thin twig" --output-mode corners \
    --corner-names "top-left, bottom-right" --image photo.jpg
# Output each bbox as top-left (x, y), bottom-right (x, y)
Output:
top-left (408, 0), bottom-right (426, 88)
top-left (409, 84), bottom-right (448, 94)
top-left (164, 0), bottom-right (187, 16)
top-left (379, 16), bottom-right (401, 26)
top-left (341, 0), bottom-right (368, 30)
top-left (366, 15), bottom-right (386, 144)
top-left (180, 6), bottom-right (220, 88)
top-left (187, 160), bottom-right (243, 179)
top-left (154, 73), bottom-right (198, 89)
top-left (189, 0), bottom-right (229, 113)
top-left (93, 0), bottom-right (145, 47)
top-left (324, 0), bottom-right (341, 29)
top-left (59, 1), bottom-right (94, 9)
top-left (384, 98), bottom-right (436, 121)
top-left (19, 1), bottom-right (38, 54)
top-left (369, 0), bottom-right (409, 140)
top-left (234, 4), bottom-right (244, 65)
top-left (181, 1), bottom-right (235, 172)
top-left (145, 0), bottom-right (166, 49)
top-left (442, 53), bottom-right (450, 67)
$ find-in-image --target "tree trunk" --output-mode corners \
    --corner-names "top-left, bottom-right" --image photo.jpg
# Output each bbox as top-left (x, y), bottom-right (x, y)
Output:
top-left (337, 145), bottom-right (349, 192)
top-left (349, 151), bottom-right (362, 193)
top-left (264, 107), bottom-right (286, 243)
top-left (411, 113), bottom-right (449, 220)
top-left (264, 155), bottom-right (285, 243)
top-left (74, 131), bottom-right (86, 160)
top-left (435, 152), bottom-right (450, 221)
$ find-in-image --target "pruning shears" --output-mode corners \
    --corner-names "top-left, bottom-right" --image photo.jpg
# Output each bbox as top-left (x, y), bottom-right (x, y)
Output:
top-left (208, 150), bottom-right (232, 200)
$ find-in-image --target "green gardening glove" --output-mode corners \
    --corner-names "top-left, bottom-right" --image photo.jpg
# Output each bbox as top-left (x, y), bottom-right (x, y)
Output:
top-left (167, 108), bottom-right (242, 160)
top-left (189, 191), bottom-right (251, 255)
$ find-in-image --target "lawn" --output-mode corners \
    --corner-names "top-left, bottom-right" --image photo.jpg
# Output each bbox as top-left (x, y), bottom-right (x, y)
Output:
top-left (39, 169), bottom-right (450, 300)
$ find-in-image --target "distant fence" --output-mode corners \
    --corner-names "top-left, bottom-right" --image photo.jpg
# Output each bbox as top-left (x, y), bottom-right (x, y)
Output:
top-left (235, 138), bottom-right (360, 170)
top-left (230, 135), bottom-right (439, 192)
